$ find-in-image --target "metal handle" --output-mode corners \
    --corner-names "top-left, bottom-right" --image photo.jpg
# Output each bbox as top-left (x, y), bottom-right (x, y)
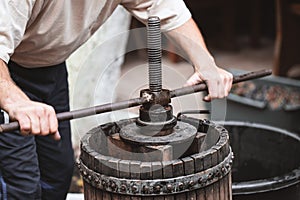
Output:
top-left (0, 69), bottom-right (272, 133)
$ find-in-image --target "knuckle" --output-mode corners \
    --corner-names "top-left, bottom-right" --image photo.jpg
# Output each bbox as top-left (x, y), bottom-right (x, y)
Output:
top-left (41, 130), bottom-right (50, 136)
top-left (31, 129), bottom-right (40, 135)
top-left (46, 106), bottom-right (56, 116)
top-left (34, 107), bottom-right (45, 116)
top-left (50, 129), bottom-right (57, 135)
top-left (19, 119), bottom-right (30, 130)
top-left (20, 126), bottom-right (30, 134)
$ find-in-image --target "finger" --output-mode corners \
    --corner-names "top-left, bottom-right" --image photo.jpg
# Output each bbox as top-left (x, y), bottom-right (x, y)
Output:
top-left (40, 110), bottom-right (50, 135)
top-left (203, 94), bottom-right (211, 102)
top-left (227, 73), bottom-right (233, 94)
top-left (207, 80), bottom-right (218, 100)
top-left (51, 131), bottom-right (61, 141)
top-left (218, 80), bottom-right (225, 98)
top-left (18, 115), bottom-right (31, 135)
top-left (185, 73), bottom-right (203, 86)
top-left (45, 106), bottom-right (57, 134)
top-left (48, 111), bottom-right (58, 135)
top-left (28, 112), bottom-right (41, 135)
top-left (223, 73), bottom-right (233, 96)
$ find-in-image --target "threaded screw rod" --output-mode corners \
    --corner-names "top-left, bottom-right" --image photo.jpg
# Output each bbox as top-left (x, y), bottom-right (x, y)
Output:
top-left (148, 16), bottom-right (162, 92)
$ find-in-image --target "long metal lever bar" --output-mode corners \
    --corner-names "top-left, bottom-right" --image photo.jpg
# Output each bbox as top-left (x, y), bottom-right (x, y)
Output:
top-left (0, 69), bottom-right (272, 133)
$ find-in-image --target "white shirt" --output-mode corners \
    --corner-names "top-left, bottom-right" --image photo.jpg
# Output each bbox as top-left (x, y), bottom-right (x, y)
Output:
top-left (0, 0), bottom-right (191, 67)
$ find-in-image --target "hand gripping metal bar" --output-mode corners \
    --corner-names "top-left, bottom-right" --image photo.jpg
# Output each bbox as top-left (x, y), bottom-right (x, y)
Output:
top-left (0, 69), bottom-right (272, 133)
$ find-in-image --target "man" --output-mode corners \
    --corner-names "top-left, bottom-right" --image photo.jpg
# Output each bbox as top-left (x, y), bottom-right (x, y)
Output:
top-left (0, 0), bottom-right (233, 199)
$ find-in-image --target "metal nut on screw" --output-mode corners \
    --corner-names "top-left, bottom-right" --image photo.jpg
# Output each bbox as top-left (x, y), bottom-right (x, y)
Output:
top-left (142, 185), bottom-right (150, 194)
top-left (120, 184), bottom-right (127, 192)
top-left (153, 184), bottom-right (161, 194)
top-left (83, 170), bottom-right (87, 176)
top-left (102, 180), bottom-right (107, 187)
top-left (221, 167), bottom-right (226, 173)
top-left (198, 177), bottom-right (203, 184)
top-left (166, 184), bottom-right (173, 192)
top-left (208, 172), bottom-right (213, 180)
top-left (94, 177), bottom-right (100, 183)
top-left (188, 180), bottom-right (195, 188)
top-left (178, 182), bottom-right (184, 190)
top-left (226, 163), bottom-right (230, 169)
top-left (132, 185), bottom-right (139, 193)
top-left (110, 181), bottom-right (117, 190)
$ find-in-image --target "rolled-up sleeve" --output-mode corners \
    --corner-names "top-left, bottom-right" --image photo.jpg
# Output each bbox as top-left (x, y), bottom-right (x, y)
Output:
top-left (121, 0), bottom-right (191, 32)
top-left (0, 0), bottom-right (34, 63)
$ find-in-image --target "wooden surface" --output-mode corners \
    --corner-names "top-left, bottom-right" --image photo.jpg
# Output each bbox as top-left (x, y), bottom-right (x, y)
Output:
top-left (80, 120), bottom-right (232, 200)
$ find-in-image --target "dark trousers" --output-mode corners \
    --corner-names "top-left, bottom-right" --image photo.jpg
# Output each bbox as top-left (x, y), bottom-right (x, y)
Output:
top-left (0, 62), bottom-right (74, 200)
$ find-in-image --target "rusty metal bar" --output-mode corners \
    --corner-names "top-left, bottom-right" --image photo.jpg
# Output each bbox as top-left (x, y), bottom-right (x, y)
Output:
top-left (0, 69), bottom-right (272, 133)
top-left (170, 69), bottom-right (272, 98)
top-left (0, 97), bottom-right (148, 133)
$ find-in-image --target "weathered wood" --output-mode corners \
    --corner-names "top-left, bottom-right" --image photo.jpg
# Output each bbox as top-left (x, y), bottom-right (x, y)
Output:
top-left (219, 176), bottom-right (226, 200)
top-left (140, 162), bottom-right (152, 180)
top-left (172, 159), bottom-right (184, 177)
top-left (95, 187), bottom-right (103, 200)
top-left (102, 191), bottom-right (112, 200)
top-left (182, 157), bottom-right (195, 175)
top-left (80, 118), bottom-right (232, 200)
top-left (130, 161), bottom-right (141, 179)
top-left (152, 161), bottom-right (163, 179)
top-left (184, 132), bottom-right (206, 156)
top-left (164, 195), bottom-right (175, 200)
top-left (217, 141), bottom-right (226, 200)
top-left (213, 181), bottom-right (220, 200)
top-left (119, 194), bottom-right (131, 200)
top-left (186, 190), bottom-right (197, 200)
top-left (153, 196), bottom-right (164, 200)
top-left (196, 188), bottom-right (205, 200)
top-left (130, 196), bottom-right (141, 200)
top-left (228, 173), bottom-right (232, 200)
top-left (85, 183), bottom-right (98, 200)
top-left (203, 151), bottom-right (212, 171)
top-left (146, 145), bottom-right (173, 161)
top-left (107, 133), bottom-right (133, 159)
top-left (224, 175), bottom-right (229, 200)
top-left (119, 160), bottom-right (131, 179)
top-left (174, 193), bottom-right (186, 200)
top-left (162, 161), bottom-right (173, 179)
top-left (191, 153), bottom-right (204, 173)
top-left (108, 158), bottom-right (120, 177)
top-left (107, 133), bottom-right (174, 162)
top-left (205, 184), bottom-right (214, 200)
top-left (111, 192), bottom-right (120, 200)
top-left (141, 196), bottom-right (153, 200)
top-left (182, 157), bottom-right (197, 200)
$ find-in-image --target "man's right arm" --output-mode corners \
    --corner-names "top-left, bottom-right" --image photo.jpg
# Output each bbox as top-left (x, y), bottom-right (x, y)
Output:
top-left (0, 59), bottom-right (60, 139)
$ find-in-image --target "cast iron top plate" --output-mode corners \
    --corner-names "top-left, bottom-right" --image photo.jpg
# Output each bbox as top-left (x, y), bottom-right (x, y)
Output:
top-left (119, 121), bottom-right (197, 145)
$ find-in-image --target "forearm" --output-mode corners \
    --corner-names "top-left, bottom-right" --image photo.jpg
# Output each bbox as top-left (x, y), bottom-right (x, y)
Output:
top-left (165, 18), bottom-right (217, 74)
top-left (0, 59), bottom-right (60, 138)
top-left (164, 18), bottom-right (233, 100)
top-left (0, 59), bottom-right (30, 111)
